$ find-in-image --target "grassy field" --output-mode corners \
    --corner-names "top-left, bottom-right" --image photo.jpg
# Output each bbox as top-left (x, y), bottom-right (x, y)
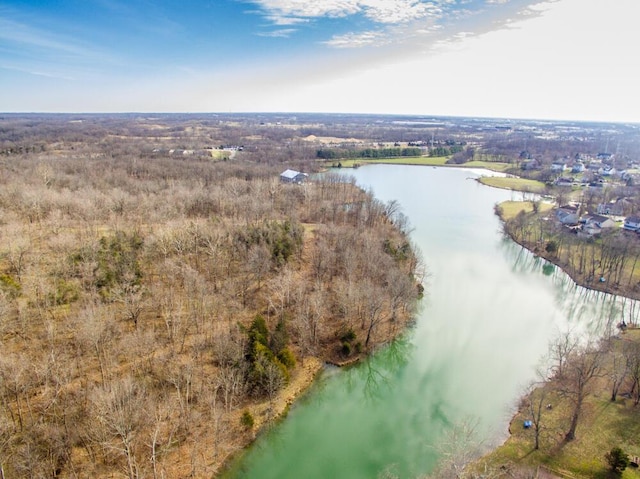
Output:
top-left (476, 330), bottom-right (640, 479)
top-left (325, 157), bottom-right (512, 171)
top-left (479, 176), bottom-right (547, 193)
top-left (498, 200), bottom-right (554, 220)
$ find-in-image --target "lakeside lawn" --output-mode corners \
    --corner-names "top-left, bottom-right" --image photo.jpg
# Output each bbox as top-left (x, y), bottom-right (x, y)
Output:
top-left (497, 200), bottom-right (554, 220)
top-left (479, 176), bottom-right (547, 193)
top-left (476, 329), bottom-right (640, 479)
top-left (325, 157), bottom-right (512, 172)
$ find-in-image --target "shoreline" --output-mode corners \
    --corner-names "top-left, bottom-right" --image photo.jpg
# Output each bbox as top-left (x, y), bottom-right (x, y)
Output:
top-left (214, 308), bottom-right (417, 477)
top-left (497, 211), bottom-right (640, 303)
top-left (213, 356), bottom-right (324, 477)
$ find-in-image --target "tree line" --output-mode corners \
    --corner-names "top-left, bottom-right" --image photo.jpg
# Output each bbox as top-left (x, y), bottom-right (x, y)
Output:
top-left (316, 147), bottom-right (424, 160)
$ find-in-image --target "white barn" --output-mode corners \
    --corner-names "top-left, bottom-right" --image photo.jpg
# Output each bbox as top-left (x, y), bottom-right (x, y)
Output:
top-left (280, 169), bottom-right (308, 184)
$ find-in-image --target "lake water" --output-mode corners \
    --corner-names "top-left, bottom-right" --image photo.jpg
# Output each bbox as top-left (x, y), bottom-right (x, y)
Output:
top-left (223, 165), bottom-right (635, 479)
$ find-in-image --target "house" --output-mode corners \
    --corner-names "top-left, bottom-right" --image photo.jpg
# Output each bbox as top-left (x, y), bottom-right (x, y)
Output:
top-left (555, 177), bottom-right (574, 187)
top-left (551, 160), bottom-right (566, 172)
top-left (597, 152), bottom-right (614, 162)
top-left (624, 216), bottom-right (640, 231)
top-left (581, 214), bottom-right (617, 235)
top-left (280, 169), bottom-right (308, 184)
top-left (556, 205), bottom-right (580, 225)
top-left (521, 159), bottom-right (541, 171)
top-left (597, 200), bottom-right (626, 217)
top-left (571, 162), bottom-right (585, 173)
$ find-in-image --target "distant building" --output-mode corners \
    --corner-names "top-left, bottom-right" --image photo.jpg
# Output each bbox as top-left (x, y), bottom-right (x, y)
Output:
top-left (581, 214), bottom-right (617, 236)
top-left (556, 205), bottom-right (580, 225)
top-left (571, 162), bottom-right (585, 173)
top-left (597, 152), bottom-right (614, 162)
top-left (521, 159), bottom-right (541, 171)
top-left (597, 200), bottom-right (626, 217)
top-left (280, 169), bottom-right (308, 184)
top-left (624, 216), bottom-right (640, 231)
top-left (555, 177), bottom-right (574, 187)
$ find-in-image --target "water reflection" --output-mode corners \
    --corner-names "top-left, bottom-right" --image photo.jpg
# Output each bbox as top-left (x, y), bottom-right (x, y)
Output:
top-left (352, 335), bottom-right (415, 402)
top-left (501, 238), bottom-right (640, 336)
top-left (226, 166), bottom-right (640, 479)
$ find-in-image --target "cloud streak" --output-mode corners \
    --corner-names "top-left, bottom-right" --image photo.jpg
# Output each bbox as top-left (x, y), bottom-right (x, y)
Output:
top-left (0, 16), bottom-right (91, 57)
top-left (249, 0), bottom-right (549, 49)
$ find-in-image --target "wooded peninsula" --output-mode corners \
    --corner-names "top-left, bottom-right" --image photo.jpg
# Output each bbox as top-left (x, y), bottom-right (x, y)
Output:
top-left (0, 114), bottom-right (422, 478)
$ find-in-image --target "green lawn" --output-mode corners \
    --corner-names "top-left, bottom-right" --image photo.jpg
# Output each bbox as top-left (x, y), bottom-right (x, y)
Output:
top-left (497, 200), bottom-right (554, 221)
top-left (479, 176), bottom-right (547, 193)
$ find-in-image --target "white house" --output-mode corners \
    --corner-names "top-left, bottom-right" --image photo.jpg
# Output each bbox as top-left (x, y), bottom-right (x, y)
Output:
top-left (581, 214), bottom-right (617, 236)
top-left (280, 169), bottom-right (308, 184)
top-left (624, 216), bottom-right (640, 231)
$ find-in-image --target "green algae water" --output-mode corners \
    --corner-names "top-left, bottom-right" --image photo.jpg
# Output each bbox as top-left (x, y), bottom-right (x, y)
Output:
top-left (223, 165), bottom-right (633, 479)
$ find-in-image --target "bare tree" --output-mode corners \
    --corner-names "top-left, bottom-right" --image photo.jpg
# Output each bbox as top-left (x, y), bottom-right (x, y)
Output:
top-left (548, 330), bottom-right (578, 380)
top-left (556, 341), bottom-right (604, 441)
top-left (90, 376), bottom-right (149, 479)
top-left (602, 337), bottom-right (630, 402)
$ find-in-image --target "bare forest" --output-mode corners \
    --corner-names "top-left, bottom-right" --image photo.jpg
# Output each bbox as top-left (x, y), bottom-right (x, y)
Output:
top-left (0, 115), bottom-right (421, 478)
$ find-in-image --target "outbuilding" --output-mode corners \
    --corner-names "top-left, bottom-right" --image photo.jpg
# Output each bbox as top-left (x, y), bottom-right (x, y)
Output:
top-left (280, 169), bottom-right (308, 184)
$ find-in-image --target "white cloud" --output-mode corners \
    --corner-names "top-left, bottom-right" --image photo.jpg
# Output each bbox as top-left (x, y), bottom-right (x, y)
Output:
top-left (257, 28), bottom-right (298, 37)
top-left (324, 30), bottom-right (389, 48)
top-left (249, 0), bottom-right (360, 21)
top-left (264, 14), bottom-right (308, 25)
top-left (250, 0), bottom-right (445, 25)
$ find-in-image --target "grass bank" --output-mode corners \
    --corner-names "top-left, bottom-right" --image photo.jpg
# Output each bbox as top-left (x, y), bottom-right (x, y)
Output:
top-left (479, 176), bottom-right (547, 193)
top-left (498, 200), bottom-right (554, 219)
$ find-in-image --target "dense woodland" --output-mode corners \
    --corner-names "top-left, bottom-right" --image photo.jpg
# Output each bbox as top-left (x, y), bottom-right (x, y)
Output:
top-left (0, 116), bottom-right (421, 478)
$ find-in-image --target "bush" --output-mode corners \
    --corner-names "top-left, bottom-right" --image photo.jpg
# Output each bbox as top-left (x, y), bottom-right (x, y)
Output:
top-left (545, 240), bottom-right (558, 254)
top-left (605, 446), bottom-right (629, 474)
top-left (340, 328), bottom-right (356, 343)
top-left (277, 348), bottom-right (296, 370)
top-left (0, 273), bottom-right (21, 298)
top-left (240, 410), bottom-right (254, 430)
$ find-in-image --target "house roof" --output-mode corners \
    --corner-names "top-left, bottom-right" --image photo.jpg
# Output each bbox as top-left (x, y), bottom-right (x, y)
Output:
top-left (559, 204), bottom-right (579, 213)
top-left (584, 214), bottom-right (612, 225)
top-left (280, 169), bottom-right (306, 179)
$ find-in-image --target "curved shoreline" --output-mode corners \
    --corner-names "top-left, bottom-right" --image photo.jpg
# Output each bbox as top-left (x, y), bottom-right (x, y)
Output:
top-left (496, 210), bottom-right (640, 303)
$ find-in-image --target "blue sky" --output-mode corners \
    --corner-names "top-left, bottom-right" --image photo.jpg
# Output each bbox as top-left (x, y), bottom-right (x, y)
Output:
top-left (1, 0), bottom-right (639, 122)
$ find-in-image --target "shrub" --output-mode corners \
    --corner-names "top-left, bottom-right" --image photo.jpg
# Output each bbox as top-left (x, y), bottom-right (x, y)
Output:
top-left (240, 410), bottom-right (254, 430)
top-left (277, 348), bottom-right (296, 370)
top-left (340, 328), bottom-right (356, 343)
top-left (605, 447), bottom-right (629, 474)
top-left (0, 273), bottom-right (21, 298)
top-left (545, 240), bottom-right (558, 254)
